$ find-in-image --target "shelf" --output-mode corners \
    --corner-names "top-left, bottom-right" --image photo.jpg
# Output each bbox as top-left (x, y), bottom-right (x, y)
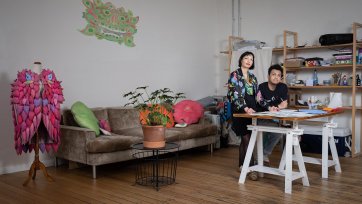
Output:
top-left (286, 65), bottom-right (354, 71)
top-left (283, 24), bottom-right (362, 157)
top-left (284, 42), bottom-right (362, 51)
top-left (276, 42), bottom-right (362, 52)
top-left (272, 48), bottom-right (284, 52)
top-left (341, 106), bottom-right (362, 110)
top-left (289, 105), bottom-right (362, 110)
top-left (288, 85), bottom-right (352, 89)
top-left (220, 47), bottom-right (283, 54)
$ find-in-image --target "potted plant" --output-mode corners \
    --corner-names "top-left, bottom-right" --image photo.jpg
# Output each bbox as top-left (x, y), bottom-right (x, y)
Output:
top-left (123, 86), bottom-right (185, 148)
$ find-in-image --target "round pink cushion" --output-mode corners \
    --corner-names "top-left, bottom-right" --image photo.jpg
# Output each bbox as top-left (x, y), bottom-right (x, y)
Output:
top-left (173, 100), bottom-right (204, 125)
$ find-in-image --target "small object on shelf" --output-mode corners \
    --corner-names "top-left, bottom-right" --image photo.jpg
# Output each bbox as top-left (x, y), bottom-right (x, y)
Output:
top-left (332, 72), bottom-right (342, 85)
top-left (313, 69), bottom-right (319, 86)
top-left (342, 75), bottom-right (348, 86)
top-left (294, 80), bottom-right (305, 86)
top-left (323, 80), bottom-right (331, 86)
top-left (348, 76), bottom-right (353, 86)
top-left (305, 57), bottom-right (323, 67)
top-left (319, 33), bottom-right (353, 45)
top-left (356, 74), bottom-right (361, 86)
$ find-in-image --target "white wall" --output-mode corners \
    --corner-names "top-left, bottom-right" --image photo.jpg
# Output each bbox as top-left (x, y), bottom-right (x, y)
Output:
top-left (236, 0), bottom-right (362, 153)
top-left (0, 0), bottom-right (231, 174)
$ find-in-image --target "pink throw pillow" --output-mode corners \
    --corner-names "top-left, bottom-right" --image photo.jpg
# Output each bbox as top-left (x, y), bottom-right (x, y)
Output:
top-left (173, 100), bottom-right (204, 125)
top-left (99, 119), bottom-right (111, 132)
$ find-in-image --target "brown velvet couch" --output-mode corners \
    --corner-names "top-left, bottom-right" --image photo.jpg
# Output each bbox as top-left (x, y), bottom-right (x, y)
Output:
top-left (56, 107), bottom-right (218, 178)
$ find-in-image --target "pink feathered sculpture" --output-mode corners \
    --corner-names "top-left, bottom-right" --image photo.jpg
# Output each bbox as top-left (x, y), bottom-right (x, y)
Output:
top-left (11, 68), bottom-right (64, 155)
top-left (173, 100), bottom-right (204, 125)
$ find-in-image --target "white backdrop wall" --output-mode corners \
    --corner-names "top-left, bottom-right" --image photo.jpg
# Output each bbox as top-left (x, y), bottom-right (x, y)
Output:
top-left (0, 0), bottom-right (232, 174)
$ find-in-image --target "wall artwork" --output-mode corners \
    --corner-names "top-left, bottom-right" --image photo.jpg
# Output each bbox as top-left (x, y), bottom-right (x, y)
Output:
top-left (80, 0), bottom-right (139, 47)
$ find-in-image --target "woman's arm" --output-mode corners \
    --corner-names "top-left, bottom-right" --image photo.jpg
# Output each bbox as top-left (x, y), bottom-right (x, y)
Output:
top-left (227, 71), bottom-right (247, 112)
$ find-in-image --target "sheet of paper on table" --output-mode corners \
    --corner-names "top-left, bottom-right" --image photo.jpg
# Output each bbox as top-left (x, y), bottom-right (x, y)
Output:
top-left (250, 110), bottom-right (314, 117)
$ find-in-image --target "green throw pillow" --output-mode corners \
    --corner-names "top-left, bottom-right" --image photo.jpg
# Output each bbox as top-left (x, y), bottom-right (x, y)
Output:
top-left (71, 101), bottom-right (100, 136)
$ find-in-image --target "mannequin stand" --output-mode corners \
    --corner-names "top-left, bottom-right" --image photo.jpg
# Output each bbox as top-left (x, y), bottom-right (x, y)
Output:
top-left (23, 132), bottom-right (54, 186)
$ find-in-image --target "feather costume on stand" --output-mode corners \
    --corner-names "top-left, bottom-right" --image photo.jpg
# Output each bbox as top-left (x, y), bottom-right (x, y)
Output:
top-left (11, 68), bottom-right (64, 155)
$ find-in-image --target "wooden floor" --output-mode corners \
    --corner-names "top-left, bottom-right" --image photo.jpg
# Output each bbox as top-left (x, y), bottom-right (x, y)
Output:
top-left (1, 146), bottom-right (362, 203)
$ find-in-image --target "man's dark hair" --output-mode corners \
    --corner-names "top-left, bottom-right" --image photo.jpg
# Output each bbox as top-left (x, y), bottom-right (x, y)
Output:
top-left (268, 64), bottom-right (283, 76)
top-left (238, 51), bottom-right (255, 70)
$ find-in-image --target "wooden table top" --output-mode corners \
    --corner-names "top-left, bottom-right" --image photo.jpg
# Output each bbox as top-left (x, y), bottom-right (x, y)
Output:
top-left (233, 110), bottom-right (344, 121)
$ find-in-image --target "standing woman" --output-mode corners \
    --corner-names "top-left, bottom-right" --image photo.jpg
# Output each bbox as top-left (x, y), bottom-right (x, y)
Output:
top-left (227, 51), bottom-right (258, 180)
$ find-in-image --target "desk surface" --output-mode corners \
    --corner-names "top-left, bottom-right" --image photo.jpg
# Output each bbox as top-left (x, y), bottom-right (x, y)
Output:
top-left (233, 110), bottom-right (344, 121)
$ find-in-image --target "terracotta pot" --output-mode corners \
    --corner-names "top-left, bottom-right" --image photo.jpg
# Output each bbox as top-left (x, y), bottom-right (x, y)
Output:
top-left (141, 125), bottom-right (166, 148)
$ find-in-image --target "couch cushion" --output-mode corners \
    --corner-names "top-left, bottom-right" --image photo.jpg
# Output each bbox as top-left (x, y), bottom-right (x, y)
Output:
top-left (86, 135), bottom-right (142, 153)
top-left (171, 123), bottom-right (217, 140)
top-left (114, 127), bottom-right (183, 143)
top-left (107, 108), bottom-right (141, 132)
top-left (71, 101), bottom-right (100, 136)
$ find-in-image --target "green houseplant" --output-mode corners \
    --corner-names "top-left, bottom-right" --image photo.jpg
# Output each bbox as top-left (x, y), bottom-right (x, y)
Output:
top-left (123, 86), bottom-right (185, 148)
top-left (123, 86), bottom-right (185, 126)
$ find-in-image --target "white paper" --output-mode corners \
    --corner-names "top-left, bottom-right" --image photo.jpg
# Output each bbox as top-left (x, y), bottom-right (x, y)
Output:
top-left (328, 92), bottom-right (342, 108)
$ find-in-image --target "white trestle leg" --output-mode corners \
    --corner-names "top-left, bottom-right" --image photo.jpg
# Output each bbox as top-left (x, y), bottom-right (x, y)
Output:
top-left (239, 123), bottom-right (307, 194)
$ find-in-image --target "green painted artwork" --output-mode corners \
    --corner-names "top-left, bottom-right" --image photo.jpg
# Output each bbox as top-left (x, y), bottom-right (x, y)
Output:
top-left (80, 0), bottom-right (139, 47)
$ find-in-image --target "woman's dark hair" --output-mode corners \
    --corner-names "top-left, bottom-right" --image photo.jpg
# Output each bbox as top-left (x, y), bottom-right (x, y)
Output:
top-left (268, 64), bottom-right (284, 77)
top-left (238, 51), bottom-right (255, 70)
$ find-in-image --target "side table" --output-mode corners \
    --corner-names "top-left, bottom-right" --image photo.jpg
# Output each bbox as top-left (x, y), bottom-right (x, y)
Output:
top-left (131, 142), bottom-right (179, 191)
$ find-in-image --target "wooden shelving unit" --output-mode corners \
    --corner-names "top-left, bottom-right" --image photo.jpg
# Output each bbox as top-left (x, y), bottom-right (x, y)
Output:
top-left (288, 86), bottom-right (353, 89)
top-left (282, 22), bottom-right (362, 157)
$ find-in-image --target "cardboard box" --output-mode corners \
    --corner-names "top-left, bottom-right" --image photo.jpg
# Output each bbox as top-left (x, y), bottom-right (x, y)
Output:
top-left (285, 59), bottom-right (304, 67)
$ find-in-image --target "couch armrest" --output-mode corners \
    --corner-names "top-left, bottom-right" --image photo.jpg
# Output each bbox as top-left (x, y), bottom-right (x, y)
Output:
top-left (199, 116), bottom-right (212, 125)
top-left (55, 125), bottom-right (97, 164)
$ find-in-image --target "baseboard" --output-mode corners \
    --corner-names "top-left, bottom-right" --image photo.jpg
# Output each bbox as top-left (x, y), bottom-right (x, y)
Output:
top-left (0, 157), bottom-right (55, 175)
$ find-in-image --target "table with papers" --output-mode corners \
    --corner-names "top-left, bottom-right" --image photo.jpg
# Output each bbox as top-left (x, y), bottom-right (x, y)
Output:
top-left (234, 109), bottom-right (343, 194)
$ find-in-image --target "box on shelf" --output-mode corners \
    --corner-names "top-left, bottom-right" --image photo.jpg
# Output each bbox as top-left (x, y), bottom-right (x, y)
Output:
top-left (299, 125), bottom-right (351, 157)
top-left (285, 58), bottom-right (304, 67)
top-left (305, 57), bottom-right (323, 67)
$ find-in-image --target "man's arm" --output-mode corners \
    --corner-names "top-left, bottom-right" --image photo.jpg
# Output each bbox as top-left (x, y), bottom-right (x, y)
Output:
top-left (277, 84), bottom-right (288, 109)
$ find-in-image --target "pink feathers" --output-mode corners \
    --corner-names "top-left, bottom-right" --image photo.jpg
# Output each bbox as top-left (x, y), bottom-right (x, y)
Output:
top-left (11, 68), bottom-right (64, 155)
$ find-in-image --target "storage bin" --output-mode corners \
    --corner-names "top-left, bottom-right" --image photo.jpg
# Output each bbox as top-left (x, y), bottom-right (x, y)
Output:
top-left (299, 125), bottom-right (351, 157)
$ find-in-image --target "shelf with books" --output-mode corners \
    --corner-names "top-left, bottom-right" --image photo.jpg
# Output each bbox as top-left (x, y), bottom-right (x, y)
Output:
top-left (282, 22), bottom-right (362, 157)
top-left (286, 65), bottom-right (355, 72)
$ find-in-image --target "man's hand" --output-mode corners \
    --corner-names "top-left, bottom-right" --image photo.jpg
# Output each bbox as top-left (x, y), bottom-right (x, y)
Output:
top-left (278, 100), bottom-right (288, 109)
top-left (269, 106), bottom-right (279, 112)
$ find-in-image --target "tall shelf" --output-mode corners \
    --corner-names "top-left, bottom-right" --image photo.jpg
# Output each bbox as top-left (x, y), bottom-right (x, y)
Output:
top-left (282, 22), bottom-right (362, 157)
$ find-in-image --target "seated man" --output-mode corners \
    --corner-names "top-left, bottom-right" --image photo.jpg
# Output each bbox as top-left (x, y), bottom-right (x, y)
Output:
top-left (257, 64), bottom-right (288, 164)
